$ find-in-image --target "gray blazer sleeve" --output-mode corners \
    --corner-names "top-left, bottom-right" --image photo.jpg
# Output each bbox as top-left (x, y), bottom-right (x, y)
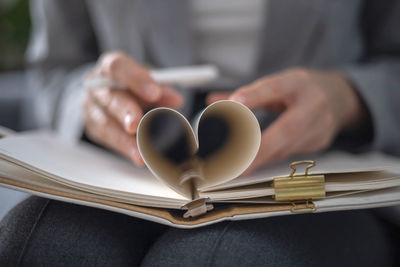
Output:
top-left (25, 0), bottom-right (98, 139)
top-left (341, 0), bottom-right (400, 155)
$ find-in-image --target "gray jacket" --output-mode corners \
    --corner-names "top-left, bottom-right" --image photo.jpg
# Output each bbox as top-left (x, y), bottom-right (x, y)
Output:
top-left (26, 0), bottom-right (400, 225)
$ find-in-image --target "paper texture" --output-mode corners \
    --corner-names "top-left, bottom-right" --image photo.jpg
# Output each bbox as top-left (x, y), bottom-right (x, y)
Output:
top-left (202, 151), bottom-right (400, 191)
top-left (0, 132), bottom-right (187, 203)
top-left (199, 170), bottom-right (400, 200)
top-left (137, 100), bottom-right (261, 197)
top-left (1, 177), bottom-right (398, 228)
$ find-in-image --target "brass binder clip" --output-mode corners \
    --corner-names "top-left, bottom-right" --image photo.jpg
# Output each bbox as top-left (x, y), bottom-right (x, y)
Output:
top-left (291, 200), bottom-right (317, 213)
top-left (273, 160), bottom-right (325, 212)
top-left (182, 198), bottom-right (214, 218)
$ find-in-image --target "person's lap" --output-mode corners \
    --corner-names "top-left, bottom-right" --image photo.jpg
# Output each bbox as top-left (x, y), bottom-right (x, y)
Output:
top-left (143, 211), bottom-right (396, 266)
top-left (0, 197), bottom-right (166, 266)
top-left (0, 197), bottom-right (396, 266)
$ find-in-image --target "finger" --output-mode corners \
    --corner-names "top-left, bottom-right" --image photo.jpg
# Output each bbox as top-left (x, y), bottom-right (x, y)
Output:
top-left (242, 106), bottom-right (305, 174)
top-left (99, 52), bottom-right (162, 102)
top-left (154, 85), bottom-right (183, 109)
top-left (288, 108), bottom-right (335, 155)
top-left (229, 68), bottom-right (310, 109)
top-left (242, 138), bottom-right (287, 176)
top-left (89, 88), bottom-right (143, 134)
top-left (229, 79), bottom-right (289, 110)
top-left (134, 84), bottom-right (183, 110)
top-left (206, 92), bottom-right (231, 105)
top-left (84, 97), bottom-right (144, 165)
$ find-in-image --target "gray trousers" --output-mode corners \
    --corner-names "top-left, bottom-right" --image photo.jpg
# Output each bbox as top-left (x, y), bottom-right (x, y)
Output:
top-left (0, 196), bottom-right (397, 267)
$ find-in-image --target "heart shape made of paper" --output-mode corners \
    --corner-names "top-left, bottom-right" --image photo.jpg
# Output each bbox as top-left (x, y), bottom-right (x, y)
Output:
top-left (137, 100), bottom-right (261, 198)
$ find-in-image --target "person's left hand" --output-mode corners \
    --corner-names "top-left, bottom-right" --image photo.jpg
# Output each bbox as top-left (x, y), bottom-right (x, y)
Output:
top-left (207, 68), bottom-right (366, 174)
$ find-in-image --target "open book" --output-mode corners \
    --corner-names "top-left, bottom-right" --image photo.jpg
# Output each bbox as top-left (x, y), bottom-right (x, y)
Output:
top-left (1, 101), bottom-right (400, 228)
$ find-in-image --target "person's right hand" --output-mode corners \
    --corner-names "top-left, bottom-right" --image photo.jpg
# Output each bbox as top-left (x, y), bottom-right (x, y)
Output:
top-left (84, 51), bottom-right (183, 165)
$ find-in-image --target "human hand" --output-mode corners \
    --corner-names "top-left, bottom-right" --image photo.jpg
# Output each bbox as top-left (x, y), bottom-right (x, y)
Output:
top-left (208, 68), bottom-right (365, 174)
top-left (84, 51), bottom-right (183, 165)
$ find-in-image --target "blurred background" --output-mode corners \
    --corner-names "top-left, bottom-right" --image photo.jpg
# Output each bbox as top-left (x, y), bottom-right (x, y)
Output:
top-left (0, 0), bottom-right (30, 132)
top-left (0, 0), bottom-right (31, 219)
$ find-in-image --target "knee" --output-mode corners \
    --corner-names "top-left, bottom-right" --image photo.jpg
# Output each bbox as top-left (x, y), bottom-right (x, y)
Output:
top-left (0, 197), bottom-right (49, 266)
top-left (142, 211), bottom-right (395, 267)
top-left (142, 220), bottom-right (287, 266)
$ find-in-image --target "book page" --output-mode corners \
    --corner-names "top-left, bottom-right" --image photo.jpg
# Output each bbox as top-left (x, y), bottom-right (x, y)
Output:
top-left (200, 151), bottom-right (400, 191)
top-left (137, 100), bottom-right (261, 195)
top-left (137, 108), bottom-right (198, 198)
top-left (0, 160), bottom-right (185, 208)
top-left (193, 100), bottom-right (261, 188)
top-left (0, 132), bottom-right (188, 202)
top-left (199, 170), bottom-right (400, 201)
top-left (314, 187), bottom-right (400, 211)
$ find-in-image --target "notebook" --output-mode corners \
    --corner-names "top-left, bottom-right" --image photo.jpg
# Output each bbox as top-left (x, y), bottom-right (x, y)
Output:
top-left (0, 101), bottom-right (399, 228)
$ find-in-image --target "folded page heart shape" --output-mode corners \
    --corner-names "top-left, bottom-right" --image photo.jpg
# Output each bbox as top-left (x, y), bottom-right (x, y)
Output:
top-left (137, 100), bottom-right (261, 198)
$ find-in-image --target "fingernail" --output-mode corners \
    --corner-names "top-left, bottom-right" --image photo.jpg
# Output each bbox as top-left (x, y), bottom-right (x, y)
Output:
top-left (143, 83), bottom-right (161, 101)
top-left (124, 113), bottom-right (136, 133)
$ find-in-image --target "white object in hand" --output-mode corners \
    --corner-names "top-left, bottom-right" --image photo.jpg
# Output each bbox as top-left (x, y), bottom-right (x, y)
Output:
top-left (84, 65), bottom-right (219, 90)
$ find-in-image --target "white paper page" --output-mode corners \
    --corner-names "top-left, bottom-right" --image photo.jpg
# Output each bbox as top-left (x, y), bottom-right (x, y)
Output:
top-left (201, 151), bottom-right (400, 191)
top-left (325, 171), bottom-right (400, 191)
top-left (0, 132), bottom-right (188, 202)
top-left (0, 160), bottom-right (185, 208)
top-left (137, 100), bottom-right (261, 194)
top-left (137, 108), bottom-right (197, 198)
top-left (199, 170), bottom-right (400, 201)
top-left (193, 100), bottom-right (261, 188)
top-left (199, 186), bottom-right (275, 201)
top-left (314, 186), bottom-right (400, 210)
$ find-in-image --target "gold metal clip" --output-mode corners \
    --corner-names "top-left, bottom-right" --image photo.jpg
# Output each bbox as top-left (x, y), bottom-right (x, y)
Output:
top-left (273, 160), bottom-right (325, 205)
top-left (291, 200), bottom-right (317, 213)
top-left (182, 198), bottom-right (214, 218)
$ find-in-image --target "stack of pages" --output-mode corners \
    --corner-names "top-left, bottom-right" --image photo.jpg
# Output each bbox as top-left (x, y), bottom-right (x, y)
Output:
top-left (0, 101), bottom-right (399, 228)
